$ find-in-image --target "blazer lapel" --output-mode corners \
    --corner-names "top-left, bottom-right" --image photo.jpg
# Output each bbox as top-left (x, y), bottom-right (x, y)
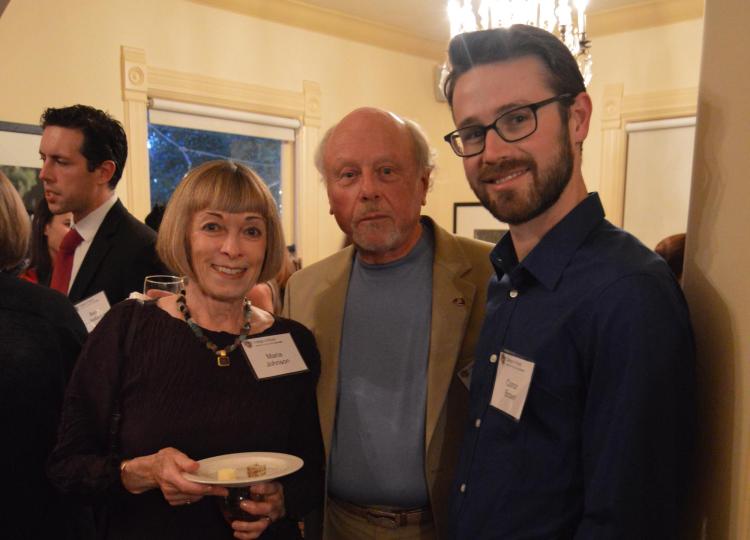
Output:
top-left (314, 247), bottom-right (354, 456)
top-left (68, 201), bottom-right (122, 303)
top-left (424, 222), bottom-right (477, 450)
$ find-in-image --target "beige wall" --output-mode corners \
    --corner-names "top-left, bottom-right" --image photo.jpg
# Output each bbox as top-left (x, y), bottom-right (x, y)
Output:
top-left (0, 0), bottom-right (464, 262)
top-left (684, 0), bottom-right (750, 536)
top-left (582, 17), bottom-right (703, 195)
top-left (0, 0), bottom-right (703, 265)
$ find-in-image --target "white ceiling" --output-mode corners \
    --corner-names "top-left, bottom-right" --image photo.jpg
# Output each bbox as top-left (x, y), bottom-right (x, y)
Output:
top-left (299, 0), bottom-right (646, 43)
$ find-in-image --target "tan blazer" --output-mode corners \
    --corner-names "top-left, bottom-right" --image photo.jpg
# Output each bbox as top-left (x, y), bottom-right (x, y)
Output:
top-left (282, 217), bottom-right (493, 538)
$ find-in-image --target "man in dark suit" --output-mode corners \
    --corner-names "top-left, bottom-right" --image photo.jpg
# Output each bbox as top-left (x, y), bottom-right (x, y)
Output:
top-left (39, 104), bottom-right (163, 306)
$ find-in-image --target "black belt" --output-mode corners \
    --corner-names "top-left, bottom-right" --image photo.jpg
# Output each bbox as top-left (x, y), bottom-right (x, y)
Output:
top-left (329, 496), bottom-right (432, 529)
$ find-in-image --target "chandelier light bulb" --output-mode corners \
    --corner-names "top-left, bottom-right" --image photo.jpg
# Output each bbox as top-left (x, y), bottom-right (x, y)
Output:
top-left (444, 0), bottom-right (593, 86)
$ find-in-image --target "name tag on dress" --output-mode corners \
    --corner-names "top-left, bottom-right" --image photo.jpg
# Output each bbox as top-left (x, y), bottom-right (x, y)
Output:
top-left (242, 333), bottom-right (309, 380)
top-left (489, 350), bottom-right (535, 421)
top-left (74, 291), bottom-right (111, 332)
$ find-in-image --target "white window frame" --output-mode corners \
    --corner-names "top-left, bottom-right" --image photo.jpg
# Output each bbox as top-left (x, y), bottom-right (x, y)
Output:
top-left (147, 99), bottom-right (298, 239)
top-left (120, 46), bottom-right (323, 262)
top-left (598, 83), bottom-right (697, 227)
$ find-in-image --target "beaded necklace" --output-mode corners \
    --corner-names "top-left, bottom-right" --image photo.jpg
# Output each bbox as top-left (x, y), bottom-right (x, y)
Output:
top-left (176, 290), bottom-right (252, 367)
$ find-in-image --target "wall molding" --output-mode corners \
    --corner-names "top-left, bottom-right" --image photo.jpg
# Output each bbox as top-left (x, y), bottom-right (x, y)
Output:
top-left (189, 0), bottom-right (703, 63)
top-left (598, 83), bottom-right (698, 226)
top-left (120, 45), bottom-right (322, 261)
top-left (189, 0), bottom-right (446, 61)
top-left (588, 0), bottom-right (704, 37)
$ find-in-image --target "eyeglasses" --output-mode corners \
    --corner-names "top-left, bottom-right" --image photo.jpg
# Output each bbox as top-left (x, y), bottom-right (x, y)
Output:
top-left (443, 94), bottom-right (573, 158)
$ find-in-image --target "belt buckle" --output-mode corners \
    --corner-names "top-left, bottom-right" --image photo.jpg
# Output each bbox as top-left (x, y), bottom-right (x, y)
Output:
top-left (366, 511), bottom-right (400, 529)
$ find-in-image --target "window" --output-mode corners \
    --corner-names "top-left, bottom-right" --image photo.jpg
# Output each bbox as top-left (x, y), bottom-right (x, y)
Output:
top-left (147, 99), bottom-right (299, 218)
top-left (120, 46), bottom-right (323, 261)
top-left (147, 124), bottom-right (282, 206)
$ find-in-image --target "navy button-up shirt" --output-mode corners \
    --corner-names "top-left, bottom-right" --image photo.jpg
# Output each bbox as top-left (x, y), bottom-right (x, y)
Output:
top-left (450, 194), bottom-right (695, 539)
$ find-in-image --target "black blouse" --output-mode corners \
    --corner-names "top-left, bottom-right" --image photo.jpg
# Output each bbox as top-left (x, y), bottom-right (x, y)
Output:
top-left (49, 300), bottom-right (324, 540)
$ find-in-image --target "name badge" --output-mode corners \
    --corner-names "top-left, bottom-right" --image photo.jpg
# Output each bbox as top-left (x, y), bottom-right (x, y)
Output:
top-left (74, 291), bottom-right (111, 332)
top-left (489, 350), bottom-right (535, 421)
top-left (242, 333), bottom-right (309, 380)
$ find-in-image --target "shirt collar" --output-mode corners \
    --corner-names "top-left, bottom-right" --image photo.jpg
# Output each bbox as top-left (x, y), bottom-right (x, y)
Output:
top-left (73, 193), bottom-right (118, 243)
top-left (490, 193), bottom-right (606, 290)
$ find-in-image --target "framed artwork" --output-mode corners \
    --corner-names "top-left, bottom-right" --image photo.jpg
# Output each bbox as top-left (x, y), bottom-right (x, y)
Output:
top-left (453, 202), bottom-right (507, 244)
top-left (0, 121), bottom-right (43, 212)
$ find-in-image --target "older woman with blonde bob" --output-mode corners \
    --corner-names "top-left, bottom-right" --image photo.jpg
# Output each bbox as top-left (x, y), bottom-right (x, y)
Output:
top-left (50, 161), bottom-right (324, 540)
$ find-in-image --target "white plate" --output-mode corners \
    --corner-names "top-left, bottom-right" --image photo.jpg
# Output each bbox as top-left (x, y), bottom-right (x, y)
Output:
top-left (183, 452), bottom-right (304, 487)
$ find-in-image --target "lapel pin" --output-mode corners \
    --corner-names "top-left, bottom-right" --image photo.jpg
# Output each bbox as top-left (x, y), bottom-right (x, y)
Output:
top-left (452, 297), bottom-right (466, 306)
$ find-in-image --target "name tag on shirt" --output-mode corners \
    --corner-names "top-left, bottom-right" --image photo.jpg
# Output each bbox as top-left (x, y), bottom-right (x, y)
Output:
top-left (242, 333), bottom-right (309, 380)
top-left (490, 350), bottom-right (535, 421)
top-left (74, 291), bottom-right (111, 332)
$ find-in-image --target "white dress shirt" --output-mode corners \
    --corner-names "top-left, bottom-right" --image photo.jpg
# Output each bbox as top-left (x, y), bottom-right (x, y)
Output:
top-left (68, 193), bottom-right (118, 293)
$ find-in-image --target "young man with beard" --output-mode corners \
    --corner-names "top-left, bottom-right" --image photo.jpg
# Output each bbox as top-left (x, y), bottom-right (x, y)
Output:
top-left (442, 26), bottom-right (696, 539)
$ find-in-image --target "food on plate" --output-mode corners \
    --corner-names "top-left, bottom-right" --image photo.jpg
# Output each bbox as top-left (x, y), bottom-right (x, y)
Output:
top-left (247, 463), bottom-right (267, 477)
top-left (217, 468), bottom-right (237, 481)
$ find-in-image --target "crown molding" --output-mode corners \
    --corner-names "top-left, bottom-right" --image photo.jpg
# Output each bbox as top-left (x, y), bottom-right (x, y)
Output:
top-left (588, 0), bottom-right (704, 37)
top-left (189, 0), bottom-right (703, 62)
top-left (188, 0), bottom-right (447, 61)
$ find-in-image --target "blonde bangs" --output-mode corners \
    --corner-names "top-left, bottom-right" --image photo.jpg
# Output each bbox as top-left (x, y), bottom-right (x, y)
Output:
top-left (185, 164), bottom-right (271, 217)
top-left (157, 160), bottom-right (285, 283)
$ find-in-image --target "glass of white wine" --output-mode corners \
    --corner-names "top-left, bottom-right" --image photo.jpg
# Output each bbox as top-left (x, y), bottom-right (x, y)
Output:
top-left (143, 275), bottom-right (183, 298)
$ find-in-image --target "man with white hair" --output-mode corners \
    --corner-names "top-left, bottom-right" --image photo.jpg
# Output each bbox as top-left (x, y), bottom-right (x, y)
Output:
top-left (284, 107), bottom-right (492, 539)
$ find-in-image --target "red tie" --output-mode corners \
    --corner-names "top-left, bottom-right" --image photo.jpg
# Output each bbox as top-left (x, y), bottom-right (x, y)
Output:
top-left (50, 228), bottom-right (84, 295)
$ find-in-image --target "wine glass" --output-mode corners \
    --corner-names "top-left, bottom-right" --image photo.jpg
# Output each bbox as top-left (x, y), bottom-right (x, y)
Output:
top-left (143, 275), bottom-right (183, 298)
top-left (219, 487), bottom-right (265, 523)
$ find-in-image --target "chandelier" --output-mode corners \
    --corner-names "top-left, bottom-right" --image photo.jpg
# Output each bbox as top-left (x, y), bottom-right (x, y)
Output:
top-left (445, 0), bottom-right (592, 86)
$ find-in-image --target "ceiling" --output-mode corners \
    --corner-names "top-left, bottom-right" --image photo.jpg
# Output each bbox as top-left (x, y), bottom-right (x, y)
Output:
top-left (296, 0), bottom-right (661, 43)
top-left (189, 0), bottom-right (703, 60)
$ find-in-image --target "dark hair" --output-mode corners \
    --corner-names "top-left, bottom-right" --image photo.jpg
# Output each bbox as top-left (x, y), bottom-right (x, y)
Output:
top-left (40, 104), bottom-right (128, 189)
top-left (144, 203), bottom-right (166, 232)
top-left (28, 198), bottom-right (53, 284)
top-left (443, 25), bottom-right (586, 110)
top-left (654, 233), bottom-right (686, 282)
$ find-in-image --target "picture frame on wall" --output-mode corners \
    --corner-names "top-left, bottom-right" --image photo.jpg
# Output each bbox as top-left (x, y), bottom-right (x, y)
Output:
top-left (453, 202), bottom-right (507, 244)
top-left (0, 121), bottom-right (43, 212)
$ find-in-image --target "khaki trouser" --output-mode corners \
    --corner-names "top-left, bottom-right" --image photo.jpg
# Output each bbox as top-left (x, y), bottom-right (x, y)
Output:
top-left (323, 498), bottom-right (437, 540)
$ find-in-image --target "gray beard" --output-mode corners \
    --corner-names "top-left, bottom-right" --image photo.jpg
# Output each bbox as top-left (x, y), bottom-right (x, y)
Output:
top-left (351, 221), bottom-right (402, 255)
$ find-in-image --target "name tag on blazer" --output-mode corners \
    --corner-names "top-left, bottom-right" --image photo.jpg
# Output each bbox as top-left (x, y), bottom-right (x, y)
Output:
top-left (75, 291), bottom-right (111, 332)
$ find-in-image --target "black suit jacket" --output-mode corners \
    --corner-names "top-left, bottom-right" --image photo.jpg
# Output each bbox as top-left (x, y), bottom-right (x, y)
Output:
top-left (68, 199), bottom-right (164, 305)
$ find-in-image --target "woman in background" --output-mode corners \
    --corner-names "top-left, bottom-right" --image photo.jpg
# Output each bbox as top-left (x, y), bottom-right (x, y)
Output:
top-left (247, 246), bottom-right (300, 314)
top-left (20, 196), bottom-right (73, 284)
top-left (0, 171), bottom-right (92, 539)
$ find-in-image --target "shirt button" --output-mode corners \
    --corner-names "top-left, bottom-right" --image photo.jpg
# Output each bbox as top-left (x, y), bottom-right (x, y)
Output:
top-left (474, 418), bottom-right (481, 428)
top-left (460, 483), bottom-right (466, 493)
top-left (509, 289), bottom-right (519, 299)
top-left (490, 354), bottom-right (498, 364)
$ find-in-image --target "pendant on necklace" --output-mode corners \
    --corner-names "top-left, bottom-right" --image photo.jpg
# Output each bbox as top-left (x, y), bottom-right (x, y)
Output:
top-left (217, 350), bottom-right (231, 367)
